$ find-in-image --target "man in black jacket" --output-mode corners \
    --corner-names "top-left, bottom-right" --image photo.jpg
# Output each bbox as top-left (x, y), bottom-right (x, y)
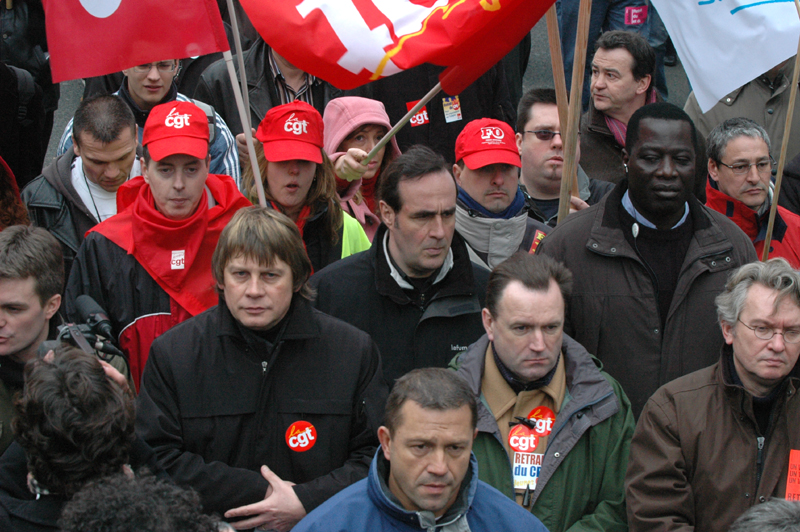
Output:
top-left (135, 207), bottom-right (387, 532)
top-left (311, 146), bottom-right (490, 384)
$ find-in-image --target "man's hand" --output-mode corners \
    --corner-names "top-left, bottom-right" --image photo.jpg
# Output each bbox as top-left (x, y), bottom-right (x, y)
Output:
top-left (224, 465), bottom-right (306, 531)
top-left (236, 129), bottom-right (258, 166)
top-left (334, 148), bottom-right (369, 182)
top-left (568, 195), bottom-right (590, 214)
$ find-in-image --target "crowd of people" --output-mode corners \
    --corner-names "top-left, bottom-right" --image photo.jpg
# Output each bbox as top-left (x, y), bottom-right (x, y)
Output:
top-left (2, 3), bottom-right (800, 531)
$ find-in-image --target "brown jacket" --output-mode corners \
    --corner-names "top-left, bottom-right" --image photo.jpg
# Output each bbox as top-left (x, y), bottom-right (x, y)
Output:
top-left (579, 100), bottom-right (626, 184)
top-left (626, 348), bottom-right (800, 531)
top-left (536, 182), bottom-right (758, 417)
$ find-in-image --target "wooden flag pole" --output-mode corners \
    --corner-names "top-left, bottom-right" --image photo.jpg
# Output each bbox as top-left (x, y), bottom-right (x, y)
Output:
top-left (363, 82), bottom-right (442, 164)
top-left (557, 0), bottom-right (592, 225)
top-left (761, 0), bottom-right (800, 261)
top-left (545, 5), bottom-right (578, 196)
top-left (224, 0), bottom-right (265, 207)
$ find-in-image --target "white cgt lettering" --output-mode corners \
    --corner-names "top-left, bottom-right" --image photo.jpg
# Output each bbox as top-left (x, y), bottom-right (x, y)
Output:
top-left (296, 0), bottom-right (448, 75)
top-left (288, 427), bottom-right (315, 448)
top-left (510, 434), bottom-right (537, 452)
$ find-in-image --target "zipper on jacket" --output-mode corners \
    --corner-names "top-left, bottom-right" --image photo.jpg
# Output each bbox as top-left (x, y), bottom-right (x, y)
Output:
top-left (756, 436), bottom-right (765, 490)
top-left (262, 361), bottom-right (268, 374)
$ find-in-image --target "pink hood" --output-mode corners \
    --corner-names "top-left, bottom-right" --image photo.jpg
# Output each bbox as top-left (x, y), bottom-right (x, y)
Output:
top-left (323, 97), bottom-right (401, 160)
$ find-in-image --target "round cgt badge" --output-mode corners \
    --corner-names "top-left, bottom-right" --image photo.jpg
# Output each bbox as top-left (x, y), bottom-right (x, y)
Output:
top-left (285, 421), bottom-right (317, 452)
top-left (508, 424), bottom-right (539, 453)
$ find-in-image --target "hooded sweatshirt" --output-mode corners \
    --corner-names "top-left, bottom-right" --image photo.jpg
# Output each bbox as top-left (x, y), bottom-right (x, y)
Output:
top-left (323, 97), bottom-right (401, 241)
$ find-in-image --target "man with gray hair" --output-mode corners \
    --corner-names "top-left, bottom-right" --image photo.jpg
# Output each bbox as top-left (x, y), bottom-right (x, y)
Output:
top-left (705, 117), bottom-right (800, 267)
top-left (291, 368), bottom-right (548, 532)
top-left (626, 258), bottom-right (800, 531)
top-left (729, 499), bottom-right (800, 532)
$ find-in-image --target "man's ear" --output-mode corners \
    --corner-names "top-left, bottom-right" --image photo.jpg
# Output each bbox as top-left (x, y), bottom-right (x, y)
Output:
top-left (43, 294), bottom-right (61, 320)
top-left (636, 74), bottom-right (652, 95)
top-left (377, 426), bottom-right (392, 461)
top-left (708, 159), bottom-right (721, 183)
top-left (622, 149), bottom-right (629, 168)
top-left (379, 200), bottom-right (395, 227)
top-left (721, 320), bottom-right (735, 345)
top-left (452, 164), bottom-right (463, 186)
top-left (141, 158), bottom-right (151, 184)
top-left (516, 132), bottom-right (524, 155)
top-left (481, 308), bottom-right (495, 341)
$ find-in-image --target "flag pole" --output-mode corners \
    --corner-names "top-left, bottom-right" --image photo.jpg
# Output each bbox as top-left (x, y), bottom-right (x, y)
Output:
top-left (223, 0), bottom-right (265, 207)
top-left (557, 0), bottom-right (592, 225)
top-left (545, 5), bottom-right (578, 196)
top-left (363, 82), bottom-right (442, 164)
top-left (761, 0), bottom-right (800, 261)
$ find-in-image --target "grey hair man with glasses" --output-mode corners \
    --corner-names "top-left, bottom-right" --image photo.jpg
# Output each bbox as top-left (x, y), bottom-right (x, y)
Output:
top-left (515, 88), bottom-right (615, 227)
top-left (705, 117), bottom-right (800, 268)
top-left (627, 258), bottom-right (800, 532)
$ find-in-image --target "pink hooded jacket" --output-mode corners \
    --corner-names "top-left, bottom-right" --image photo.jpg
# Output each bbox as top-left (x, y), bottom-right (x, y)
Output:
top-left (323, 97), bottom-right (401, 241)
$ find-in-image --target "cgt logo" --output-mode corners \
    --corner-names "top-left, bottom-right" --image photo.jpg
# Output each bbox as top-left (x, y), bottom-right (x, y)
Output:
top-left (527, 406), bottom-right (556, 436)
top-left (406, 100), bottom-right (429, 127)
top-left (508, 424), bottom-right (539, 453)
top-left (480, 126), bottom-right (504, 141)
top-left (285, 421), bottom-right (317, 452)
top-left (165, 108), bottom-right (191, 129)
top-left (171, 250), bottom-right (185, 270)
top-left (284, 113), bottom-right (309, 135)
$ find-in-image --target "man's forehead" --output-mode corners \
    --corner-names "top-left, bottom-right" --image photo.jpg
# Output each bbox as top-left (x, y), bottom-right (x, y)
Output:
top-left (77, 127), bottom-right (136, 150)
top-left (634, 119), bottom-right (694, 149)
top-left (723, 135), bottom-right (770, 158)
top-left (594, 47), bottom-right (635, 72)
top-left (743, 283), bottom-right (800, 318)
top-left (527, 103), bottom-right (560, 128)
top-left (398, 171), bottom-right (456, 206)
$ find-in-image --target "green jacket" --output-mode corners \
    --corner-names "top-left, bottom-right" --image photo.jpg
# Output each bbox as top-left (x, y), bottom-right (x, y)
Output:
top-left (452, 334), bottom-right (635, 532)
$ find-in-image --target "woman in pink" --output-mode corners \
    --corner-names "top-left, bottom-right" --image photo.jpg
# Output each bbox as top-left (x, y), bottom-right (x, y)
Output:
top-left (323, 97), bottom-right (401, 241)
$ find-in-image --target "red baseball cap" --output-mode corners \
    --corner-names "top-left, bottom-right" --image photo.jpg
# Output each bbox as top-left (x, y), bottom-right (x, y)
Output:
top-left (455, 118), bottom-right (521, 169)
top-left (143, 101), bottom-right (209, 161)
top-left (255, 101), bottom-right (323, 164)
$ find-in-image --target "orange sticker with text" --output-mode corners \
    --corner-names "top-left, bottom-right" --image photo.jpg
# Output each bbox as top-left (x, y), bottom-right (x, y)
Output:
top-left (786, 449), bottom-right (800, 501)
top-left (285, 421), bottom-right (317, 452)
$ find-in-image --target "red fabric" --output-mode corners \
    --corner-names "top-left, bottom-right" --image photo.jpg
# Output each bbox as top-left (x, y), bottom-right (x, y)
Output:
top-left (0, 156), bottom-right (20, 202)
top-left (42, 0), bottom-right (229, 82)
top-left (360, 172), bottom-right (378, 214)
top-left (706, 178), bottom-right (800, 268)
top-left (94, 173), bottom-right (251, 316)
top-left (604, 88), bottom-right (658, 147)
top-left (239, 0), bottom-right (555, 96)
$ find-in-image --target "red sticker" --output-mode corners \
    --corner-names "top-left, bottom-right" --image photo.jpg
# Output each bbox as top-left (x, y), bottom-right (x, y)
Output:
top-left (527, 406), bottom-right (556, 436)
top-left (786, 449), bottom-right (800, 501)
top-left (508, 424), bottom-right (539, 453)
top-left (406, 100), bottom-right (429, 127)
top-left (285, 421), bottom-right (317, 452)
top-left (624, 6), bottom-right (647, 25)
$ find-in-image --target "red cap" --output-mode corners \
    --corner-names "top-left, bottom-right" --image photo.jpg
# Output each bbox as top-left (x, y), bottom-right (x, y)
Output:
top-left (455, 118), bottom-right (521, 169)
top-left (255, 101), bottom-right (323, 163)
top-left (143, 101), bottom-right (209, 161)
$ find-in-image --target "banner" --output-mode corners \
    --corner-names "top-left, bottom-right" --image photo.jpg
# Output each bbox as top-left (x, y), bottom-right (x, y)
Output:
top-left (43, 0), bottom-right (229, 82)
top-left (651, 0), bottom-right (800, 113)
top-left (239, 0), bottom-right (555, 95)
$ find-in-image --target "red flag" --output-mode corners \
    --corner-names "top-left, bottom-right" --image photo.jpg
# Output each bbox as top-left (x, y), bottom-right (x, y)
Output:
top-left (43, 0), bottom-right (229, 83)
top-left (239, 0), bottom-right (555, 95)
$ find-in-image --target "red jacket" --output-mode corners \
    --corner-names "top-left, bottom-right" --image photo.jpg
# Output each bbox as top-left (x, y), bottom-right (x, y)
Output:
top-left (65, 174), bottom-right (250, 389)
top-left (705, 177), bottom-right (800, 268)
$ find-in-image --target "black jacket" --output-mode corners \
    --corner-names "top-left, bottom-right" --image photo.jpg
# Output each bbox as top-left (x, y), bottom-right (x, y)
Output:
top-left (135, 295), bottom-right (387, 517)
top-left (311, 224), bottom-right (490, 384)
top-left (22, 152), bottom-right (97, 282)
top-left (193, 39), bottom-right (340, 137)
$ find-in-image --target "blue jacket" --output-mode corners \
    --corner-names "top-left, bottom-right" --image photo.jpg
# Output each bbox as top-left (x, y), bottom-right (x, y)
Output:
top-left (293, 449), bottom-right (549, 532)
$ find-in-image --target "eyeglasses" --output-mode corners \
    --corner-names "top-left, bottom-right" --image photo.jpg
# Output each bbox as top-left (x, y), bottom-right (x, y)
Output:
top-left (525, 130), bottom-right (562, 142)
top-left (132, 61), bottom-right (177, 73)
top-left (737, 319), bottom-right (800, 343)
top-left (717, 158), bottom-right (775, 176)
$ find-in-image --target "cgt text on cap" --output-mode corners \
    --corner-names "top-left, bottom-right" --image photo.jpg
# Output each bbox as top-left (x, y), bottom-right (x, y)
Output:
top-left (455, 118), bottom-right (521, 170)
top-left (143, 101), bottom-right (210, 161)
top-left (256, 101), bottom-right (323, 164)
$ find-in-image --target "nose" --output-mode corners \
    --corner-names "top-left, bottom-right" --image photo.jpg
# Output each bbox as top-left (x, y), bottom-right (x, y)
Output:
top-left (104, 163), bottom-right (120, 178)
top-left (591, 73), bottom-right (604, 90)
top-left (769, 330), bottom-right (786, 352)
top-left (656, 156), bottom-right (679, 179)
top-left (245, 275), bottom-right (265, 297)
top-left (173, 171), bottom-right (186, 191)
top-left (745, 164), bottom-right (761, 184)
top-left (528, 328), bottom-right (546, 352)
top-left (490, 167), bottom-right (505, 187)
top-left (286, 160), bottom-right (301, 175)
top-left (426, 449), bottom-right (448, 477)
top-left (552, 132), bottom-right (563, 149)
top-left (428, 215), bottom-right (446, 240)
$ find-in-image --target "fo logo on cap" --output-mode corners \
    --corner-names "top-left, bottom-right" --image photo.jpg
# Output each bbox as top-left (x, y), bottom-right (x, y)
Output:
top-left (509, 424), bottom-right (539, 453)
top-left (165, 107), bottom-right (192, 129)
top-left (284, 113), bottom-right (309, 136)
top-left (285, 421), bottom-right (317, 452)
top-left (480, 127), bottom-right (505, 142)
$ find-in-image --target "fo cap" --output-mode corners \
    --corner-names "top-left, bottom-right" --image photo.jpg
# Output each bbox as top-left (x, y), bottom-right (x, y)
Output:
top-left (143, 101), bottom-right (209, 161)
top-left (455, 118), bottom-right (521, 170)
top-left (256, 101), bottom-right (323, 164)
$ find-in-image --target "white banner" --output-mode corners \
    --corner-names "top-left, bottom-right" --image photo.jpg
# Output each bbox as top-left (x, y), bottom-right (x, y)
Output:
top-left (652, 0), bottom-right (800, 112)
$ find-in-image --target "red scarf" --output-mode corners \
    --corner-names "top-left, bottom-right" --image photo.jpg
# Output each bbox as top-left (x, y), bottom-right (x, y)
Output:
top-left (271, 202), bottom-right (314, 273)
top-left (604, 88), bottom-right (659, 147)
top-left (360, 170), bottom-right (378, 214)
top-left (94, 174), bottom-right (251, 315)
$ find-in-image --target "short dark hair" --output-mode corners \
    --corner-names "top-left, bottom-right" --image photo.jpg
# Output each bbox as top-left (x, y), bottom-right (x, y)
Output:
top-left (0, 225), bottom-right (64, 305)
top-left (485, 253), bottom-right (573, 317)
top-left (13, 345), bottom-right (135, 499)
top-left (383, 368), bottom-right (477, 433)
top-left (59, 474), bottom-right (221, 532)
top-left (377, 145), bottom-right (454, 212)
top-left (729, 499), bottom-right (800, 532)
top-left (72, 93), bottom-right (136, 147)
top-left (595, 30), bottom-right (655, 83)
top-left (212, 206), bottom-right (314, 300)
top-left (516, 88), bottom-right (558, 134)
top-left (626, 102), bottom-right (698, 157)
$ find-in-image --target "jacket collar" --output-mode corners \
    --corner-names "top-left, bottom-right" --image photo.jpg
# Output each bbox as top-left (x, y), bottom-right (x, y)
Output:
top-left (217, 293), bottom-right (320, 342)
top-left (370, 224), bottom-right (478, 305)
top-left (705, 177), bottom-right (787, 244)
top-left (366, 448), bottom-right (478, 529)
top-left (118, 78), bottom-right (178, 129)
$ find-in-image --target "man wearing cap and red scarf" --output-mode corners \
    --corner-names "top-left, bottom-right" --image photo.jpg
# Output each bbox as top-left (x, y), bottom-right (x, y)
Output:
top-left (65, 101), bottom-right (251, 390)
top-left (452, 118), bottom-right (550, 270)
